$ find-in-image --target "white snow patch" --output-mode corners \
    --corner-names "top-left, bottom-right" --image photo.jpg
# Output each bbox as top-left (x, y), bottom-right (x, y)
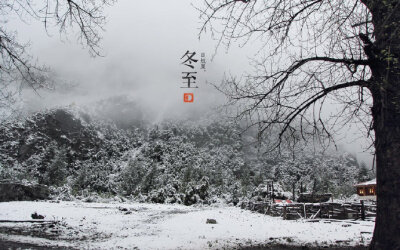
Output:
top-left (0, 201), bottom-right (374, 249)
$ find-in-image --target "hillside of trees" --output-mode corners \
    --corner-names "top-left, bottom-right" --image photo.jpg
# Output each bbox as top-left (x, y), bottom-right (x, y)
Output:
top-left (0, 104), bottom-right (374, 205)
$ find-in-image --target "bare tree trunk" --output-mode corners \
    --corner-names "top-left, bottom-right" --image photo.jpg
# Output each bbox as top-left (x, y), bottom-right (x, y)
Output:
top-left (370, 83), bottom-right (400, 249)
top-left (292, 182), bottom-right (296, 201)
top-left (360, 1), bottom-right (400, 247)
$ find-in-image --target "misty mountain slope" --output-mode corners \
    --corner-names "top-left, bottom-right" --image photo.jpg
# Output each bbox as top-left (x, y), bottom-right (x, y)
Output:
top-left (0, 108), bottom-right (140, 186)
top-left (0, 106), bottom-right (372, 204)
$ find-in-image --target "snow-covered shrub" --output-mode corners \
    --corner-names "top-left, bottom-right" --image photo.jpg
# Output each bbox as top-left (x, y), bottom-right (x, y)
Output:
top-left (183, 177), bottom-right (210, 205)
top-left (49, 182), bottom-right (74, 201)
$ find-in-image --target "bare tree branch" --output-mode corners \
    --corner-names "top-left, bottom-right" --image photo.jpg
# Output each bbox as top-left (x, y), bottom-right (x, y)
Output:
top-left (0, 0), bottom-right (115, 109)
top-left (198, 0), bottom-right (374, 152)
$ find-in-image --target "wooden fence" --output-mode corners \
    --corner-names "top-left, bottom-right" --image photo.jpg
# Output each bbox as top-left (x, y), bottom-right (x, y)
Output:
top-left (241, 201), bottom-right (376, 220)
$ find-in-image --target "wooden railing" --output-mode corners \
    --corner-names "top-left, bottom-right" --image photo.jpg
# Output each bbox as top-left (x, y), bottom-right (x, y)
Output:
top-left (241, 201), bottom-right (376, 220)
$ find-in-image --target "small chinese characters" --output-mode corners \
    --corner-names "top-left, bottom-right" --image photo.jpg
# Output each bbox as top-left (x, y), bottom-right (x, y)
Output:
top-left (200, 52), bottom-right (206, 71)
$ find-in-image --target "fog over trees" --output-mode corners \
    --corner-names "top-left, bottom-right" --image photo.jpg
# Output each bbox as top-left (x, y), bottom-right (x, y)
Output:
top-left (0, 0), bottom-right (397, 249)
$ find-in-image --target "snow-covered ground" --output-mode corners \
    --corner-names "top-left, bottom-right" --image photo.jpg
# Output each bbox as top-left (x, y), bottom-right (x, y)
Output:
top-left (0, 201), bottom-right (374, 249)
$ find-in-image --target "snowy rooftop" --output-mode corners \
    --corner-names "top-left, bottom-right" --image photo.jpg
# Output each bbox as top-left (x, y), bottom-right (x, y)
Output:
top-left (355, 178), bottom-right (376, 187)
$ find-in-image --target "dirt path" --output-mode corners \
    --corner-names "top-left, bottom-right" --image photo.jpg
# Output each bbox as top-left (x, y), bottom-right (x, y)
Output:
top-left (0, 239), bottom-right (75, 249)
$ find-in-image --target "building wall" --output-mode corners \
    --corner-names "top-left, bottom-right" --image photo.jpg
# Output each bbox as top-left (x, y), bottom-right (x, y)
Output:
top-left (356, 185), bottom-right (376, 200)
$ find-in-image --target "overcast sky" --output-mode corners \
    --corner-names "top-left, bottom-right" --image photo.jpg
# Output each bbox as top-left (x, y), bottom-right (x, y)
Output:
top-left (6, 0), bottom-right (374, 167)
top-left (10, 0), bottom-right (257, 119)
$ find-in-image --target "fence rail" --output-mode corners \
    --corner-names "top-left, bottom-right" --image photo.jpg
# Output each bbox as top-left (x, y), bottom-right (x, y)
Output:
top-left (241, 201), bottom-right (376, 220)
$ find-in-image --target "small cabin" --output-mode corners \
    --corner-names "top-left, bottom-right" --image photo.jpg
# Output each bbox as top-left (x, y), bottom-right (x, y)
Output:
top-left (354, 178), bottom-right (376, 200)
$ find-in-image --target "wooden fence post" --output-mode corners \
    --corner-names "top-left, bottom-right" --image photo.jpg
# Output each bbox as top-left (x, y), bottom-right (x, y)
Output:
top-left (283, 206), bottom-right (287, 220)
top-left (361, 200), bottom-right (365, 220)
top-left (320, 203), bottom-right (322, 218)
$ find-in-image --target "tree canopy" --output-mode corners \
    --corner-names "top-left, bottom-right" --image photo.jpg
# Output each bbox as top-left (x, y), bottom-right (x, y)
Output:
top-left (199, 0), bottom-right (375, 149)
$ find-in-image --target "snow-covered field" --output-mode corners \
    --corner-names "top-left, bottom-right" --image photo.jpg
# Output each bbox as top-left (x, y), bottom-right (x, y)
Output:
top-left (0, 201), bottom-right (374, 249)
